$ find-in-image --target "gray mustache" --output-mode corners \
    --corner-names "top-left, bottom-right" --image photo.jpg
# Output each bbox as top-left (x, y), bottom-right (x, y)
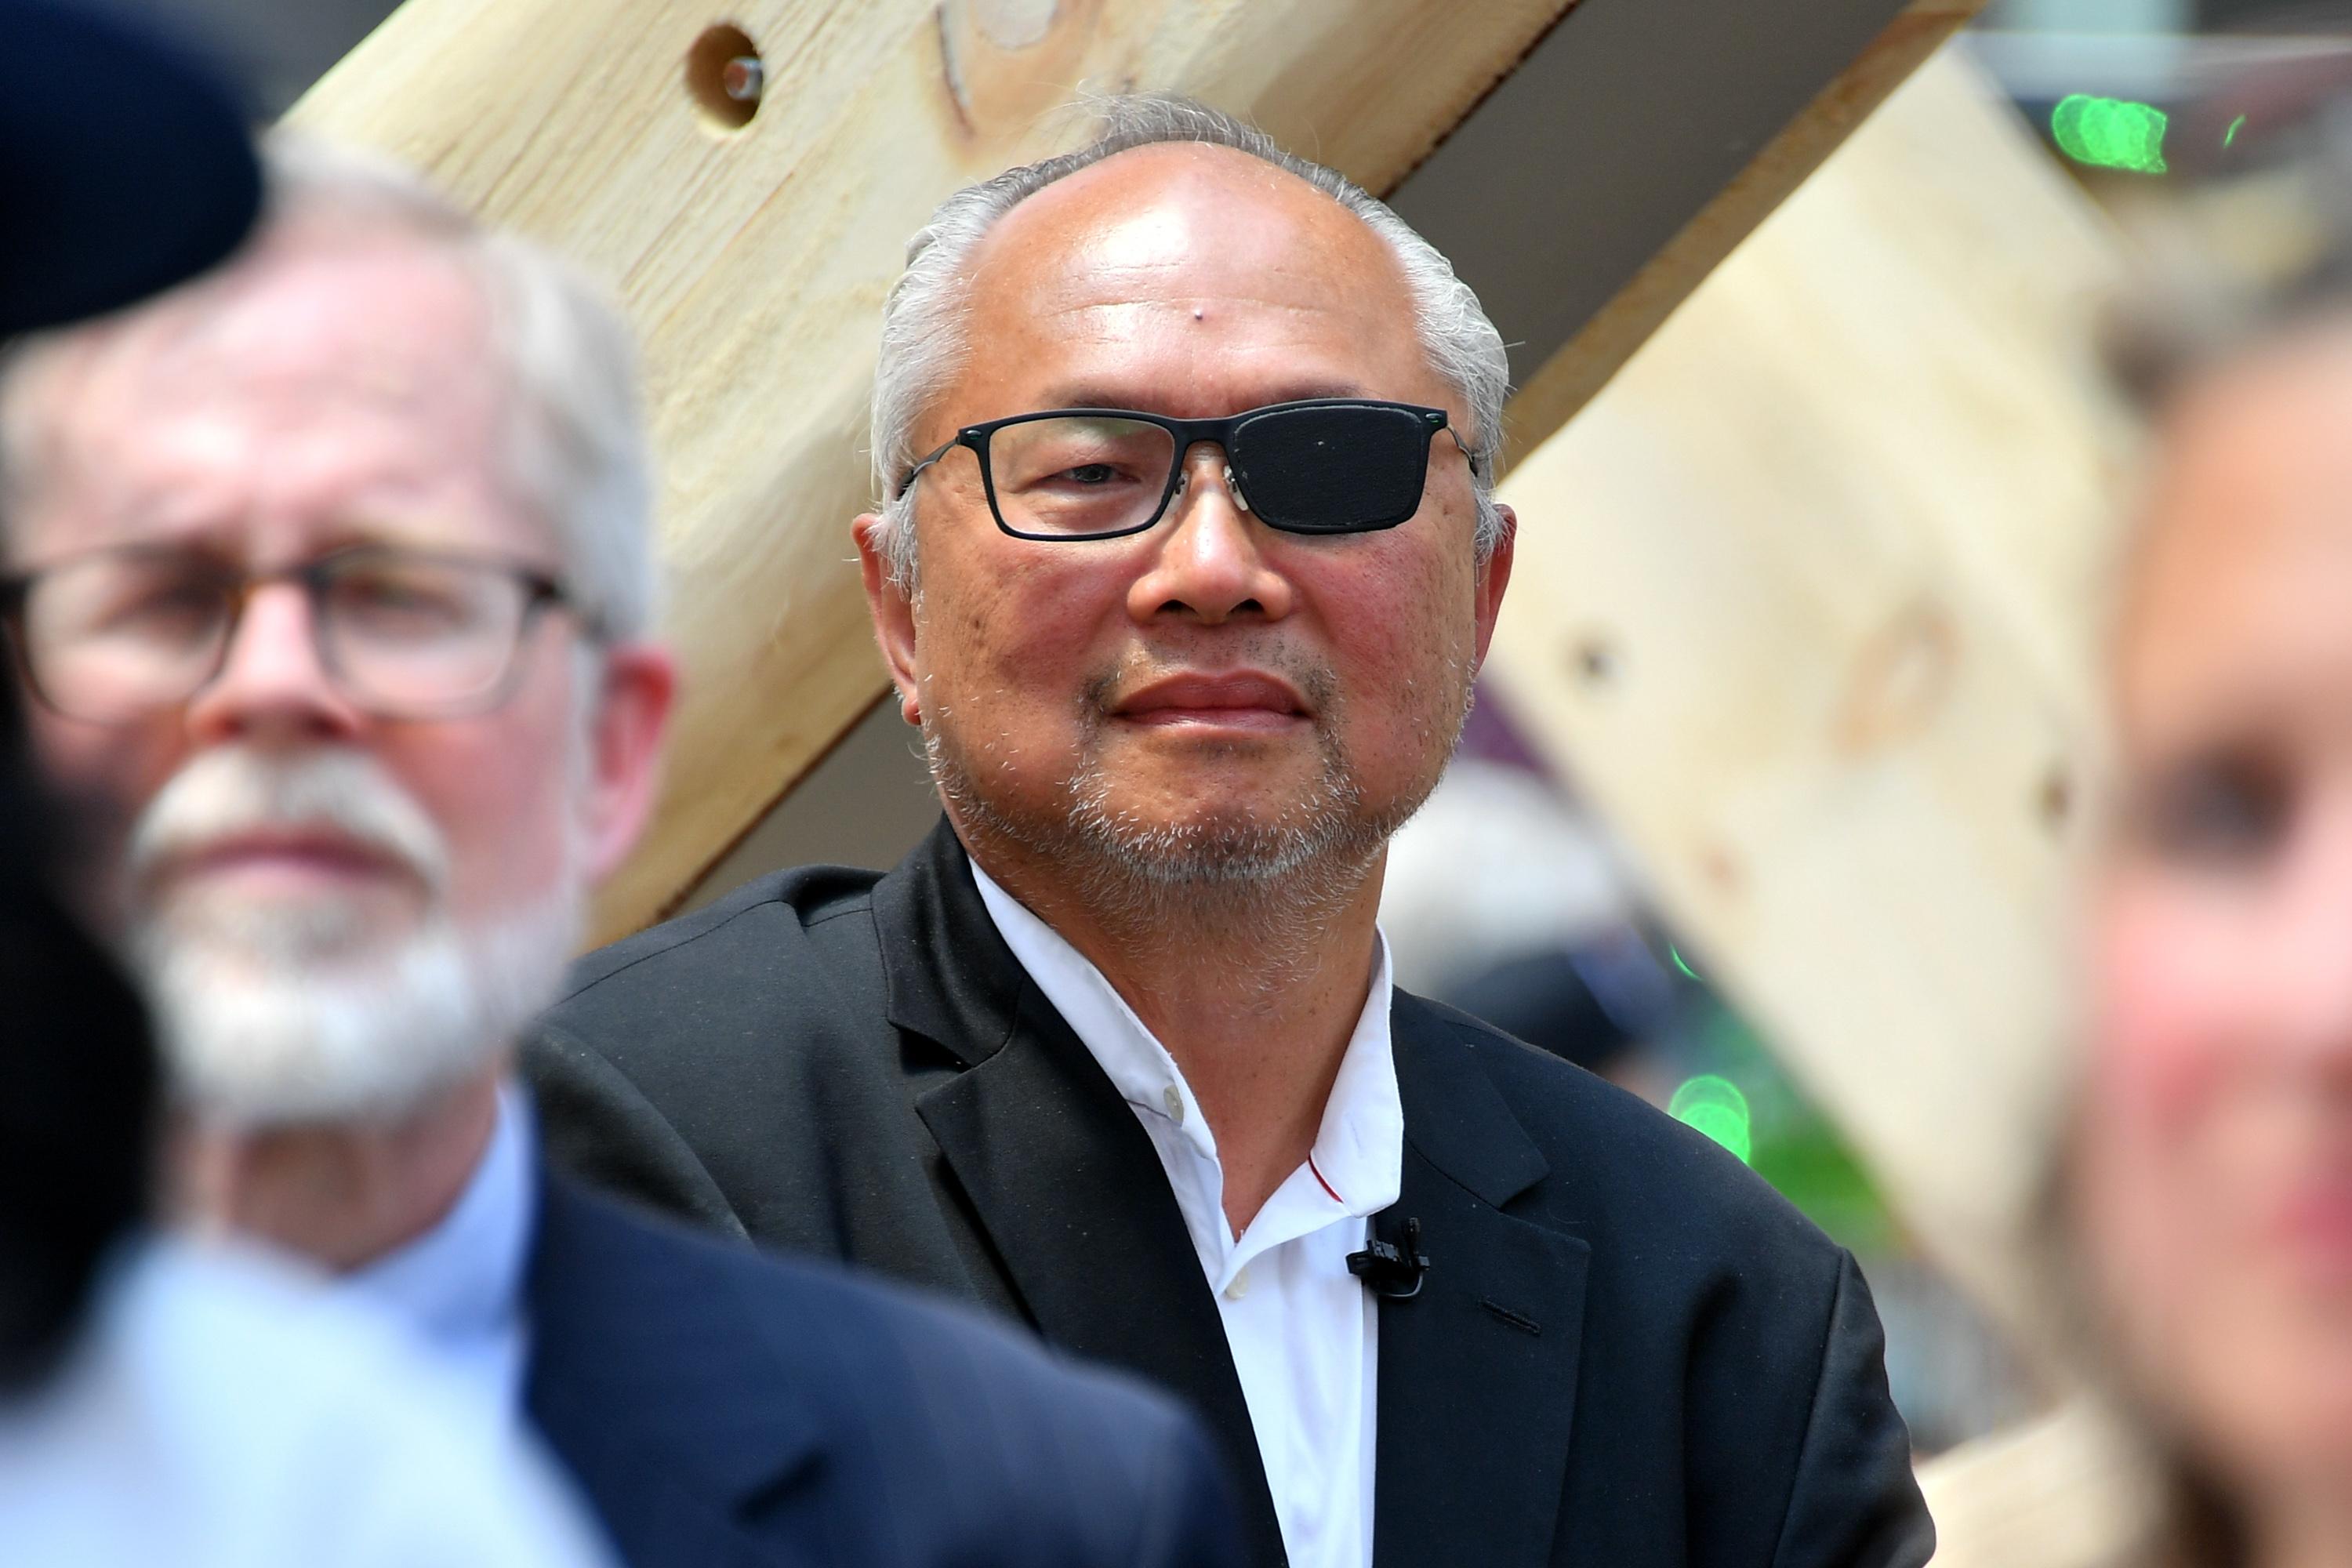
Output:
top-left (125, 746), bottom-right (452, 902)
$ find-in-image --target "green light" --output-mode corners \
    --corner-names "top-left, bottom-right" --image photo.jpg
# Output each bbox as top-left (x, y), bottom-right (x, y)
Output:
top-left (1668, 1074), bottom-right (1753, 1164)
top-left (1668, 944), bottom-right (1699, 982)
top-left (2052, 95), bottom-right (2169, 175)
top-left (2224, 113), bottom-right (2247, 149)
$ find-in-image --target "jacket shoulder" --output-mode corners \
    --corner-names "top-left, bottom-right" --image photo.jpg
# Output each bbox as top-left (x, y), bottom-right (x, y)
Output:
top-left (1393, 998), bottom-right (1930, 1566)
top-left (533, 861), bottom-right (891, 1091)
top-left (1401, 991), bottom-right (1848, 1271)
top-left (559, 862), bottom-right (884, 998)
top-left (523, 863), bottom-right (916, 1240)
top-left (533, 1184), bottom-right (1240, 1566)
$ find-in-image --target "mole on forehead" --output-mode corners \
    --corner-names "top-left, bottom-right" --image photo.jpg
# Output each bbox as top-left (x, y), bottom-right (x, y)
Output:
top-left (978, 221), bottom-right (1408, 351)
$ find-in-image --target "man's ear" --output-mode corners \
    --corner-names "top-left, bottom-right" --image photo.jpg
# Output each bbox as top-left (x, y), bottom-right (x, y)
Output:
top-left (1469, 503), bottom-right (1517, 674)
top-left (579, 641), bottom-right (677, 884)
top-left (853, 511), bottom-right (923, 725)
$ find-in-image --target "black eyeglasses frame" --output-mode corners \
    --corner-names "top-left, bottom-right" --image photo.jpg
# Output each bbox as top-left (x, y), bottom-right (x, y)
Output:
top-left (894, 397), bottom-right (1486, 543)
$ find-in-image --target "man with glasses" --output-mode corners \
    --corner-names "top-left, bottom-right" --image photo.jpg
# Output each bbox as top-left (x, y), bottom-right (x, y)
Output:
top-left (0, 7), bottom-right (611, 1563)
top-left (0, 132), bottom-right (1240, 1568)
top-left (531, 97), bottom-right (1932, 1568)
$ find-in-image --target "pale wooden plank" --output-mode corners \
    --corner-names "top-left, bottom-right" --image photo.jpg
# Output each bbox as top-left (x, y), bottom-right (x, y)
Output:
top-left (1917, 1399), bottom-right (2154, 1567)
top-left (1484, 45), bottom-right (2132, 1330)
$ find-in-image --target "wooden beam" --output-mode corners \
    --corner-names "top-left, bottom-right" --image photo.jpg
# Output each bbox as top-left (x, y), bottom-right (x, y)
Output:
top-left (1389, 0), bottom-right (1985, 471)
top-left (1483, 44), bottom-right (2132, 1330)
top-left (1916, 1399), bottom-right (2153, 1567)
top-left (1486, 0), bottom-right (1987, 470)
top-left (285, 0), bottom-right (1573, 942)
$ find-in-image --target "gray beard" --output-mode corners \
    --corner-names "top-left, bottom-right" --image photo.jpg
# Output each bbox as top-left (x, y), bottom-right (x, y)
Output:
top-left (921, 668), bottom-right (1462, 970)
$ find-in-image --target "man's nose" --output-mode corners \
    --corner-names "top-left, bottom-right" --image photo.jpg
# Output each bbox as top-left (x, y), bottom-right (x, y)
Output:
top-left (1125, 442), bottom-right (1296, 626)
top-left (183, 582), bottom-right (365, 743)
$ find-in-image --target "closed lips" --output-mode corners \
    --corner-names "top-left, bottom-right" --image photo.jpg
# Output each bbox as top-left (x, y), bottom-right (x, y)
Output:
top-left (1114, 673), bottom-right (1308, 723)
top-left (164, 830), bottom-right (412, 884)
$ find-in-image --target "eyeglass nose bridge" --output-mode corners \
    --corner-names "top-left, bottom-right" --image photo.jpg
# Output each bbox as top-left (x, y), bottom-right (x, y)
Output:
top-left (196, 564), bottom-right (338, 695)
top-left (1168, 439), bottom-right (1252, 518)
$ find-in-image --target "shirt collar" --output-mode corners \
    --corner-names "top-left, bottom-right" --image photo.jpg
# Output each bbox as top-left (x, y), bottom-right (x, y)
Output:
top-left (968, 858), bottom-right (1403, 1227)
top-left (341, 1080), bottom-right (536, 1397)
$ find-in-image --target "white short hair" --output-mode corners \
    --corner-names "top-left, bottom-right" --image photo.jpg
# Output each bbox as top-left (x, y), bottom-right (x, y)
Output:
top-left (868, 95), bottom-right (1512, 590)
top-left (0, 133), bottom-right (659, 641)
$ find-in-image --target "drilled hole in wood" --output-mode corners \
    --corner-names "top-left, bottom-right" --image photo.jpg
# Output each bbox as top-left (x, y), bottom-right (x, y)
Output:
top-left (1571, 637), bottom-right (1616, 686)
top-left (2038, 767), bottom-right (2072, 832)
top-left (687, 24), bottom-right (762, 132)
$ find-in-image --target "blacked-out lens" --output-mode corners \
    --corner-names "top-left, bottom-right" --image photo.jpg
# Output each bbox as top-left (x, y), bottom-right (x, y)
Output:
top-left (1228, 403), bottom-right (1434, 534)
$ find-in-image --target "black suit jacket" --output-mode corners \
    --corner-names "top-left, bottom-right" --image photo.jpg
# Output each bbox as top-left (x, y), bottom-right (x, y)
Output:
top-left (527, 819), bottom-right (1933, 1568)
top-left (521, 1169), bottom-right (1243, 1567)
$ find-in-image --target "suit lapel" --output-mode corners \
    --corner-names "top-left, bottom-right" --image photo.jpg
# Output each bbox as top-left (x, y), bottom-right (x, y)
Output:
top-left (1374, 998), bottom-right (1590, 1568)
top-left (883, 822), bottom-right (1290, 1566)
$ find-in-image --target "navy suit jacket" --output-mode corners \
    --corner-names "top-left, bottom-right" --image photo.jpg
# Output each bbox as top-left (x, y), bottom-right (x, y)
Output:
top-left (527, 820), bottom-right (1933, 1568)
top-left (521, 1171), bottom-right (1243, 1568)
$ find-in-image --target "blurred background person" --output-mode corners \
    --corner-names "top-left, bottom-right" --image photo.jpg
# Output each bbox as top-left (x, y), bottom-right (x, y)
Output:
top-left (0, 122), bottom-right (1241, 1568)
top-left (2056, 78), bottom-right (2352, 1568)
top-left (0, 3), bottom-right (610, 1563)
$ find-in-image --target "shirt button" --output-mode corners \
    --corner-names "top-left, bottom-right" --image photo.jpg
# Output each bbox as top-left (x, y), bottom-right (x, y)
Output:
top-left (1225, 1267), bottom-right (1250, 1301)
top-left (1161, 1085), bottom-right (1185, 1125)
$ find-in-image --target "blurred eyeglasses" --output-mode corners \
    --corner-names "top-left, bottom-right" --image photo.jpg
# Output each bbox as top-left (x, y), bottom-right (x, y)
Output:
top-left (0, 543), bottom-right (586, 724)
top-left (895, 397), bottom-right (1486, 541)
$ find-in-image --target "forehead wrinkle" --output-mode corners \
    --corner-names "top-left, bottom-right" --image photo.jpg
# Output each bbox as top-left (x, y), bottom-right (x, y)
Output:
top-left (921, 143), bottom-right (1455, 463)
top-left (16, 238), bottom-right (525, 564)
top-left (970, 143), bottom-right (1411, 325)
top-left (1045, 292), bottom-right (1362, 327)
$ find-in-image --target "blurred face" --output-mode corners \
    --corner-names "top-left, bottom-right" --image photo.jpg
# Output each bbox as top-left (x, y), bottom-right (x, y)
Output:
top-left (2083, 324), bottom-right (2352, 1498)
top-left (3, 230), bottom-right (670, 1125)
top-left (858, 145), bottom-right (1512, 894)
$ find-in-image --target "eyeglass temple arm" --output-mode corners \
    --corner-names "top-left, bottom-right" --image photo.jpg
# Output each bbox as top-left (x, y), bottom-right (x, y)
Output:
top-left (894, 437), bottom-right (964, 499)
top-left (1443, 424), bottom-right (1492, 483)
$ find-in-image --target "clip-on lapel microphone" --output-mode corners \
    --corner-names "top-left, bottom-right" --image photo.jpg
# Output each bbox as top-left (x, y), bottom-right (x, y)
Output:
top-left (1347, 1214), bottom-right (1430, 1300)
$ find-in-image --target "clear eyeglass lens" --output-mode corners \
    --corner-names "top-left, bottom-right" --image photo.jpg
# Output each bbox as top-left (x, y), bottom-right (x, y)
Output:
top-left (17, 550), bottom-right (537, 720)
top-left (323, 556), bottom-right (528, 711)
top-left (986, 416), bottom-right (1178, 538)
top-left (23, 553), bottom-right (232, 718)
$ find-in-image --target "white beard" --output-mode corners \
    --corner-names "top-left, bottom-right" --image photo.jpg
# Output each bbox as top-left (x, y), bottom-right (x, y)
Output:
top-left (122, 746), bottom-right (583, 1129)
top-left (136, 886), bottom-right (579, 1128)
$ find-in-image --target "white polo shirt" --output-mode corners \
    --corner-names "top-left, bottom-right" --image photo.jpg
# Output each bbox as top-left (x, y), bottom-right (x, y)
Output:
top-left (971, 862), bottom-right (1403, 1568)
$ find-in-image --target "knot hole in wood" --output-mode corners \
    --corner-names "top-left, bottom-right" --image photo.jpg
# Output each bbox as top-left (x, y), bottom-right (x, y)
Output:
top-left (1834, 597), bottom-right (1958, 755)
top-left (936, 0), bottom-right (1106, 140)
top-left (1568, 633), bottom-right (1617, 688)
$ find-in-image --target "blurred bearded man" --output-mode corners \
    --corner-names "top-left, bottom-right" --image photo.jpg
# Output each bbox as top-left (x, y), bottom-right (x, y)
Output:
top-left (0, 135), bottom-right (1242, 1568)
top-left (529, 97), bottom-right (1933, 1568)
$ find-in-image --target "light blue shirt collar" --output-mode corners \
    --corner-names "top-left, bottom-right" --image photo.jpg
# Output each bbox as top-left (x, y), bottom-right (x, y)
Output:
top-left (340, 1081), bottom-right (536, 1407)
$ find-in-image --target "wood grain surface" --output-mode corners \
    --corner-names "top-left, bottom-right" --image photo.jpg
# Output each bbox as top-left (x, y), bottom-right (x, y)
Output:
top-left (1486, 45), bottom-right (2133, 1334)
